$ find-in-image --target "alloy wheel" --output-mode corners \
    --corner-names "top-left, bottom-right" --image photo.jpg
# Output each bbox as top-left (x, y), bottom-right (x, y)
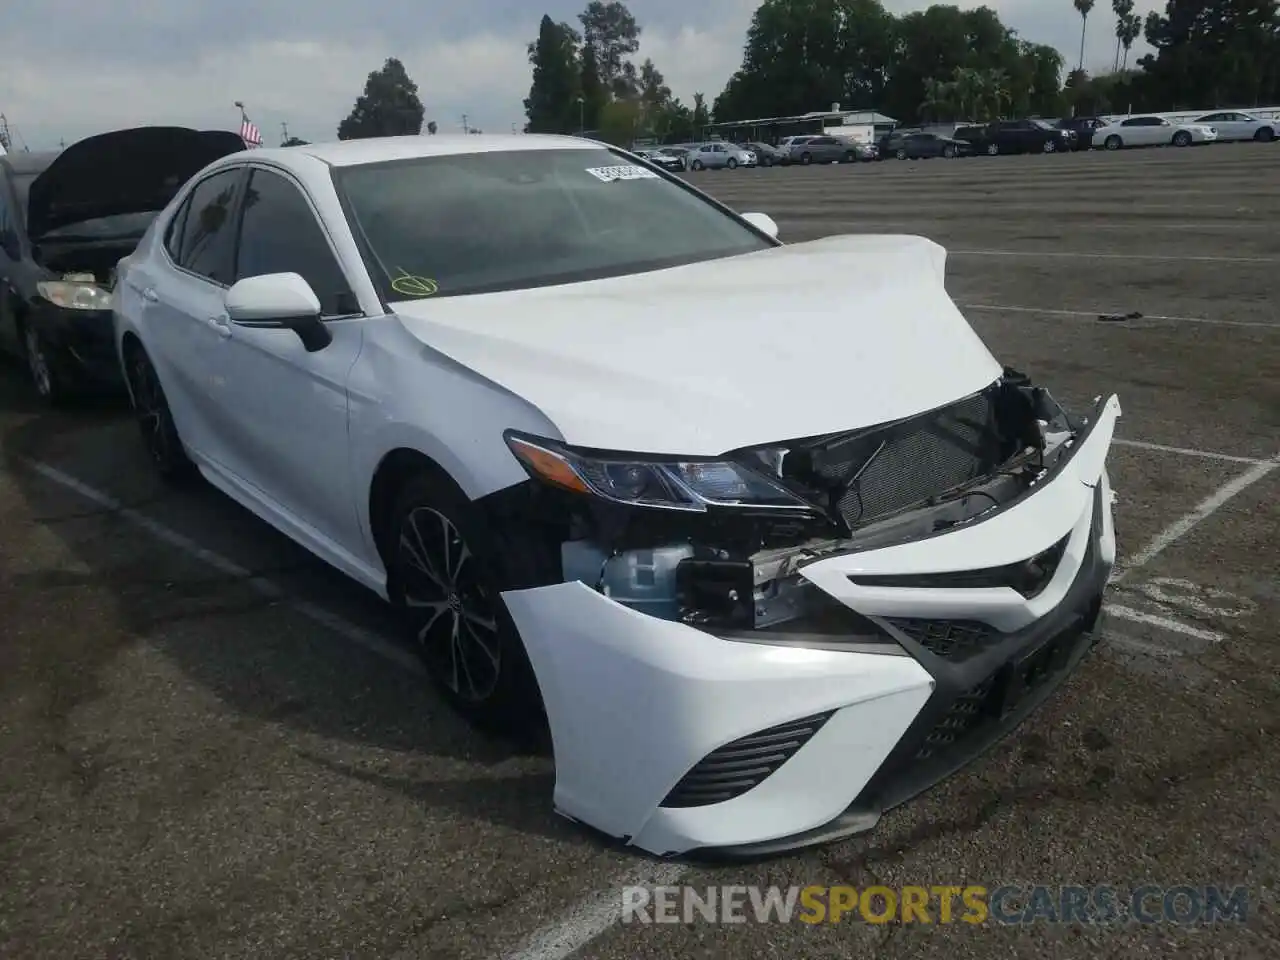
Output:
top-left (129, 351), bottom-right (177, 467)
top-left (23, 326), bottom-right (52, 397)
top-left (398, 506), bottom-right (502, 703)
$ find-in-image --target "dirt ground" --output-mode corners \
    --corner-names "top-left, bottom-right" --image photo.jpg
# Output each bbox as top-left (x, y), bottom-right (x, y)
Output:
top-left (1, 142), bottom-right (1276, 959)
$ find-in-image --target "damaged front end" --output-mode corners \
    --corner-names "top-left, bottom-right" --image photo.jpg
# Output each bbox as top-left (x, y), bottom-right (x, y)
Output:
top-left (502, 366), bottom-right (1090, 640)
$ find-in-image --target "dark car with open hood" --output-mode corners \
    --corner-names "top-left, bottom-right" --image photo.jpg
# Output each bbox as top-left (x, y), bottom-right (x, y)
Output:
top-left (0, 126), bottom-right (246, 403)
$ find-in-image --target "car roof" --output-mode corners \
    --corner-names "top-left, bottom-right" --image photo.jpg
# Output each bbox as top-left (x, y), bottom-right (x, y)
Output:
top-left (248, 133), bottom-right (600, 169)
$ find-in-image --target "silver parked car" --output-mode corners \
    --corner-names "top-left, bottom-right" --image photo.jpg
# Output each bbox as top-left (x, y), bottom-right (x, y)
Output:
top-left (785, 135), bottom-right (864, 165)
top-left (1192, 111), bottom-right (1276, 143)
top-left (686, 142), bottom-right (756, 170)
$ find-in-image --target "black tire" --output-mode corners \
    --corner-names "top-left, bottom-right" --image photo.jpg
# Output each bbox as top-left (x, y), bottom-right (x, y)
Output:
top-left (386, 470), bottom-right (548, 742)
top-left (1172, 131), bottom-right (1192, 147)
top-left (1255, 127), bottom-right (1275, 142)
top-left (123, 340), bottom-right (198, 484)
top-left (1104, 135), bottom-right (1122, 151)
top-left (985, 142), bottom-right (999, 156)
top-left (843, 150), bottom-right (856, 163)
top-left (1042, 139), bottom-right (1057, 153)
top-left (942, 144), bottom-right (956, 158)
top-left (800, 152), bottom-right (812, 165)
top-left (19, 322), bottom-right (71, 406)
top-left (895, 148), bottom-right (907, 160)
top-left (690, 159), bottom-right (703, 171)
top-left (726, 157), bottom-right (737, 169)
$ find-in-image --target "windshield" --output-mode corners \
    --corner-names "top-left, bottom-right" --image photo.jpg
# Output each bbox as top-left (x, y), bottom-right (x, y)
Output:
top-left (335, 147), bottom-right (773, 299)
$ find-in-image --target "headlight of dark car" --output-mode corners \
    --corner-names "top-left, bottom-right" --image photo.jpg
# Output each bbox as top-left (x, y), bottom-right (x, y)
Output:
top-left (505, 433), bottom-right (817, 512)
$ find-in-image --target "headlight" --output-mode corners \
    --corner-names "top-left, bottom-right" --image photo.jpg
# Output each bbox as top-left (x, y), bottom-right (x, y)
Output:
top-left (505, 433), bottom-right (815, 512)
top-left (37, 280), bottom-right (113, 311)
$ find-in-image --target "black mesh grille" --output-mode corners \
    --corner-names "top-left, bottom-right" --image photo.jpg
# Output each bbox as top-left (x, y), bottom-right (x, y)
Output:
top-left (887, 619), bottom-right (995, 659)
top-left (660, 712), bottom-right (834, 808)
top-left (914, 679), bottom-right (995, 760)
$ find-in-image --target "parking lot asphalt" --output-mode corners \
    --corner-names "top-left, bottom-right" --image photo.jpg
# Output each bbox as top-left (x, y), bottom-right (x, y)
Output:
top-left (2, 143), bottom-right (1277, 959)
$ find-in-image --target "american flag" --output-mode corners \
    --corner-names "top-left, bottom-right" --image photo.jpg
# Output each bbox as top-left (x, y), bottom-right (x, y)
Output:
top-left (240, 118), bottom-right (263, 147)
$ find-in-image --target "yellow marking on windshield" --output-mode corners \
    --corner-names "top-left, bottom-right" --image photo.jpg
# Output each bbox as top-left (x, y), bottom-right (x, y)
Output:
top-left (391, 268), bottom-right (439, 298)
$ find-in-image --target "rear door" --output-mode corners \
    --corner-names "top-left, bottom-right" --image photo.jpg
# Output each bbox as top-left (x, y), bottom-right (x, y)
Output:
top-left (142, 165), bottom-right (248, 465)
top-left (0, 170), bottom-right (20, 353)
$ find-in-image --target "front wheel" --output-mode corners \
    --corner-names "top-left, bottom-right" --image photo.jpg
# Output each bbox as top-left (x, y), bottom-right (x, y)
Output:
top-left (690, 159), bottom-right (703, 171)
top-left (986, 142), bottom-right (999, 156)
top-left (1255, 127), bottom-right (1275, 142)
top-left (942, 145), bottom-right (956, 158)
top-left (726, 157), bottom-right (737, 169)
top-left (124, 341), bottom-right (198, 483)
top-left (895, 148), bottom-right (907, 160)
top-left (800, 152), bottom-right (812, 165)
top-left (388, 471), bottom-right (547, 741)
top-left (1104, 135), bottom-right (1122, 151)
top-left (1042, 139), bottom-right (1057, 153)
top-left (21, 323), bottom-right (68, 406)
top-left (843, 151), bottom-right (856, 163)
top-left (1172, 131), bottom-right (1192, 147)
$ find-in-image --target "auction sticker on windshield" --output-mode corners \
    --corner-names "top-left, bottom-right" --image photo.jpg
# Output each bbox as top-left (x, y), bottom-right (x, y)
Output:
top-left (585, 165), bottom-right (660, 182)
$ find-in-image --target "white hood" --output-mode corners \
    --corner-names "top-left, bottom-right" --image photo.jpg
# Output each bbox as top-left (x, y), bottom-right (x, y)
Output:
top-left (392, 234), bottom-right (1004, 456)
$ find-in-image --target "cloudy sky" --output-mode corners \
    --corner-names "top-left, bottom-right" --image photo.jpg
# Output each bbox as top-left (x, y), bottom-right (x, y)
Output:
top-left (3, 0), bottom-right (1164, 150)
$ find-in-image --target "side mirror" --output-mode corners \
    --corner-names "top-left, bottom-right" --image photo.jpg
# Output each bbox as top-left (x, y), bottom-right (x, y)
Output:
top-left (225, 272), bottom-right (332, 352)
top-left (740, 211), bottom-right (779, 239)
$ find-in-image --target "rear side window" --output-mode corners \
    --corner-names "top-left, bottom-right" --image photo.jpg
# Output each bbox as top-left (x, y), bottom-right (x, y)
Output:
top-left (176, 168), bottom-right (243, 283)
top-left (234, 168), bottom-right (356, 316)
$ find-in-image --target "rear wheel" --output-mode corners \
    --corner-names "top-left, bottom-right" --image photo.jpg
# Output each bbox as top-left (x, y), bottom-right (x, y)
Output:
top-left (123, 341), bottom-right (198, 483)
top-left (1172, 131), bottom-right (1192, 147)
top-left (986, 142), bottom-right (999, 156)
top-left (895, 148), bottom-right (906, 160)
top-left (843, 150), bottom-right (856, 162)
top-left (387, 471), bottom-right (547, 742)
top-left (1042, 139), bottom-right (1057, 153)
top-left (800, 152), bottom-right (813, 165)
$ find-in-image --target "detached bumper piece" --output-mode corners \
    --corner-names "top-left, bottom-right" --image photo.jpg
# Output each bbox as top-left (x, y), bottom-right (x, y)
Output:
top-left (689, 484), bottom-right (1110, 859)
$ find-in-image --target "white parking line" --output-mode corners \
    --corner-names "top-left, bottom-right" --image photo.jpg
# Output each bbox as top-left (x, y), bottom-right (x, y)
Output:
top-left (1114, 457), bottom-right (1278, 578)
top-left (961, 302), bottom-right (1274, 330)
top-left (953, 248), bottom-right (1278, 264)
top-left (1103, 604), bottom-right (1224, 643)
top-left (23, 459), bottom-right (425, 675)
top-left (1111, 439), bottom-right (1266, 465)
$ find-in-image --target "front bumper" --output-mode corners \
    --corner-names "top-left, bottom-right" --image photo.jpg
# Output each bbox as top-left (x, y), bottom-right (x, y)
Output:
top-left (30, 302), bottom-right (124, 389)
top-left (502, 396), bottom-right (1120, 858)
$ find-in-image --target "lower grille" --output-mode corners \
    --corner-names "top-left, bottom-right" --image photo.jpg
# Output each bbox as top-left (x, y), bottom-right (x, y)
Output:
top-left (914, 678), bottom-right (994, 760)
top-left (660, 712), bottom-right (834, 808)
top-left (887, 618), bottom-right (995, 660)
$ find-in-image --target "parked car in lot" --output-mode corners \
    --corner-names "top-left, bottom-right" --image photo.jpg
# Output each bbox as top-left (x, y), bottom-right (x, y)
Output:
top-left (879, 131), bottom-right (971, 160)
top-left (1191, 111), bottom-right (1276, 143)
top-left (112, 132), bottom-right (1120, 858)
top-left (687, 142), bottom-right (756, 170)
top-left (956, 119), bottom-right (1074, 155)
top-left (744, 141), bottom-right (787, 167)
top-left (784, 135), bottom-right (863, 165)
top-left (0, 126), bottom-right (245, 403)
top-left (1055, 116), bottom-right (1109, 150)
top-left (635, 148), bottom-right (685, 171)
top-left (1094, 115), bottom-right (1218, 150)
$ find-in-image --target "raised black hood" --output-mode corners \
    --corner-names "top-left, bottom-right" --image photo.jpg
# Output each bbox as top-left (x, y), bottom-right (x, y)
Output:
top-left (26, 126), bottom-right (246, 239)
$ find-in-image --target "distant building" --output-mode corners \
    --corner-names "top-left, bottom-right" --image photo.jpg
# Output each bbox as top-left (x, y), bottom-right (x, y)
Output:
top-left (705, 107), bottom-right (898, 145)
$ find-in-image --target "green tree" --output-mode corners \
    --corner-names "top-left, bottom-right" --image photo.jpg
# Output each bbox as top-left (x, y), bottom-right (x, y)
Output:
top-left (1073, 0), bottom-right (1097, 73)
top-left (596, 99), bottom-right (641, 145)
top-left (691, 92), bottom-right (710, 133)
top-left (578, 41), bottom-right (607, 131)
top-left (579, 1), bottom-right (641, 98)
top-left (1118, 13), bottom-right (1142, 71)
top-left (1111, 0), bottom-right (1135, 72)
top-left (337, 57), bottom-right (425, 139)
top-left (525, 15), bottom-right (582, 133)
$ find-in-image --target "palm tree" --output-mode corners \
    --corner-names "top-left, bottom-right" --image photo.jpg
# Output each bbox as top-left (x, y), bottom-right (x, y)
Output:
top-left (951, 67), bottom-right (986, 120)
top-left (920, 77), bottom-right (955, 121)
top-left (985, 69), bottom-right (1011, 119)
top-left (1119, 13), bottom-right (1141, 70)
top-left (1074, 0), bottom-right (1096, 73)
top-left (1111, 0), bottom-right (1134, 72)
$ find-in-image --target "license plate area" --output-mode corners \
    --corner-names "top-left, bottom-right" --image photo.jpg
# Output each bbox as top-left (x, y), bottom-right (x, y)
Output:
top-left (991, 627), bottom-right (1079, 718)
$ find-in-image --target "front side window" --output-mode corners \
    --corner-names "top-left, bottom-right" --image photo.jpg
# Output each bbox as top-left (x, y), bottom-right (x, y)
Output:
top-left (235, 168), bottom-right (355, 316)
top-left (335, 147), bottom-right (774, 300)
top-left (177, 168), bottom-right (243, 283)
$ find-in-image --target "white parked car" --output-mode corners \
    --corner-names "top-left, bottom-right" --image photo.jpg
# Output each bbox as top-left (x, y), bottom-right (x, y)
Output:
top-left (1095, 115), bottom-right (1218, 149)
top-left (112, 134), bottom-right (1120, 857)
top-left (1192, 111), bottom-right (1277, 143)
top-left (686, 141), bottom-right (756, 170)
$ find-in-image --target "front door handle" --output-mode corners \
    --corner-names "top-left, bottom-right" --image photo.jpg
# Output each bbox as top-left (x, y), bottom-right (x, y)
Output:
top-left (142, 287), bottom-right (159, 302)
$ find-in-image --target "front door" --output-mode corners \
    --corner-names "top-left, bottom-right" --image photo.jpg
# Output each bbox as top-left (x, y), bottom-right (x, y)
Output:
top-left (205, 165), bottom-right (366, 553)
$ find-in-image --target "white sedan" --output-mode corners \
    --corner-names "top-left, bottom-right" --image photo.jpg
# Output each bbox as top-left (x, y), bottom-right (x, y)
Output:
top-left (1095, 115), bottom-right (1218, 149)
top-left (111, 133), bottom-right (1120, 857)
top-left (1193, 111), bottom-right (1277, 143)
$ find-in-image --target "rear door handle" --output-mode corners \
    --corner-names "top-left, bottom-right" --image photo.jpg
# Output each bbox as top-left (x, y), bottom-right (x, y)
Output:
top-left (142, 287), bottom-right (159, 302)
